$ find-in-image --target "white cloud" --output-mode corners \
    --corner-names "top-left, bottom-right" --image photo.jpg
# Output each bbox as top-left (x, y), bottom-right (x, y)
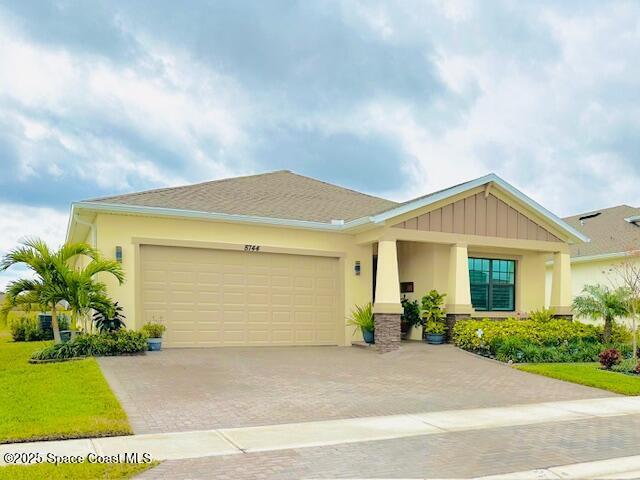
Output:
top-left (0, 203), bottom-right (68, 291)
top-left (0, 14), bottom-right (252, 191)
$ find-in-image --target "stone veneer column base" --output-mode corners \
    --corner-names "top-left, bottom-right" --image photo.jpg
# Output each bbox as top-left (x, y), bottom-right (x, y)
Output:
top-left (373, 313), bottom-right (401, 353)
top-left (445, 313), bottom-right (471, 343)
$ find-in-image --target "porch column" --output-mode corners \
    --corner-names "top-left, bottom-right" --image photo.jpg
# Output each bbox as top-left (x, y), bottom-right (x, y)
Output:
top-left (550, 251), bottom-right (573, 319)
top-left (445, 243), bottom-right (473, 339)
top-left (373, 240), bottom-right (402, 353)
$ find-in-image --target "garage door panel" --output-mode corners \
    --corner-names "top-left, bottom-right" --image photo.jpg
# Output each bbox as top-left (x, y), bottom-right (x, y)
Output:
top-left (141, 245), bottom-right (340, 347)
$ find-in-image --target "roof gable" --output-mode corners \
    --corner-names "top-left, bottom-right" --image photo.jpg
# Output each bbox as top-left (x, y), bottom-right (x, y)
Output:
top-left (392, 191), bottom-right (561, 242)
top-left (373, 174), bottom-right (588, 244)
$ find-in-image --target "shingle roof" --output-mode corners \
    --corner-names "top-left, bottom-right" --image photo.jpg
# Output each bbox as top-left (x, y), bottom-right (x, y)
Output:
top-left (87, 170), bottom-right (398, 223)
top-left (563, 205), bottom-right (640, 258)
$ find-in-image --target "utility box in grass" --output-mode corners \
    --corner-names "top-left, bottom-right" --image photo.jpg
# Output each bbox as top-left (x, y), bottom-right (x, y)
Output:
top-left (37, 314), bottom-right (54, 340)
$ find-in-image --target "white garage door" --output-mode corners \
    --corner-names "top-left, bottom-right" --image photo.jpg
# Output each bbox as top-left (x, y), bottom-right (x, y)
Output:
top-left (140, 245), bottom-right (341, 347)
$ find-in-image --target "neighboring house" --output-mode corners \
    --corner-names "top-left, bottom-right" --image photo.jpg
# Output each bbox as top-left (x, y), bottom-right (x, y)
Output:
top-left (546, 205), bottom-right (640, 314)
top-left (66, 171), bottom-right (587, 352)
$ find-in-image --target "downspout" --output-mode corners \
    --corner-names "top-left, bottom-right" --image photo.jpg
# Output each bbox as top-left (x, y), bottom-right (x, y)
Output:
top-left (74, 214), bottom-right (97, 248)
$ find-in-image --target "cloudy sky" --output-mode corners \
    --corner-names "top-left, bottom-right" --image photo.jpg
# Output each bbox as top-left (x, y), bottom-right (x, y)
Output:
top-left (1, 0), bottom-right (640, 288)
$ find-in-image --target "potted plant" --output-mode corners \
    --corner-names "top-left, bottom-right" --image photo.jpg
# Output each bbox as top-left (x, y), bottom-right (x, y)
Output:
top-left (401, 296), bottom-right (421, 339)
top-left (424, 320), bottom-right (447, 344)
top-left (421, 290), bottom-right (447, 343)
top-left (347, 302), bottom-right (375, 344)
top-left (141, 322), bottom-right (167, 351)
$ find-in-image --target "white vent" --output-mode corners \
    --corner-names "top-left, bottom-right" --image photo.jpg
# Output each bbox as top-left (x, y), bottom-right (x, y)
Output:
top-left (331, 219), bottom-right (345, 225)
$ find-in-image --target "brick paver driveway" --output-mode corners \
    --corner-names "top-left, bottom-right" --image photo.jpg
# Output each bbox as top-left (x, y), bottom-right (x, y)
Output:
top-left (98, 343), bottom-right (609, 435)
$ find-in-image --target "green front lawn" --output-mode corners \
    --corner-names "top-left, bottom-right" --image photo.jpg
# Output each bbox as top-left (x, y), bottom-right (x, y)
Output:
top-left (517, 362), bottom-right (640, 395)
top-left (0, 461), bottom-right (156, 480)
top-left (0, 327), bottom-right (132, 443)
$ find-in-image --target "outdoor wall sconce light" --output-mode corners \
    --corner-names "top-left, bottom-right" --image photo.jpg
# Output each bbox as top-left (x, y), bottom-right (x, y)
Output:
top-left (354, 260), bottom-right (361, 276)
top-left (115, 246), bottom-right (123, 263)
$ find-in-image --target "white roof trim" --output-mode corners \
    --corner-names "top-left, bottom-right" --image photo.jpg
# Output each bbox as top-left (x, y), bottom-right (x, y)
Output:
top-left (546, 251), bottom-right (638, 266)
top-left (370, 173), bottom-right (590, 244)
top-left (68, 202), bottom-right (370, 239)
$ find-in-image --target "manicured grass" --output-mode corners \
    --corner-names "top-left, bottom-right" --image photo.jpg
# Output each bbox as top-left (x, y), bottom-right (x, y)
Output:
top-left (0, 460), bottom-right (156, 480)
top-left (0, 327), bottom-right (132, 443)
top-left (517, 362), bottom-right (640, 395)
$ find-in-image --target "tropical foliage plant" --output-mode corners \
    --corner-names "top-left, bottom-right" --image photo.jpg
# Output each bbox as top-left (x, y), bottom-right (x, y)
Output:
top-left (424, 320), bottom-right (446, 335)
top-left (401, 296), bottom-right (422, 329)
top-left (93, 302), bottom-right (127, 333)
top-left (421, 290), bottom-right (446, 323)
top-left (572, 284), bottom-right (630, 343)
top-left (347, 302), bottom-right (375, 333)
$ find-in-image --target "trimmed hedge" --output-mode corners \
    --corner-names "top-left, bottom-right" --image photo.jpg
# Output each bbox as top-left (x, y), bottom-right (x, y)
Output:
top-left (452, 318), bottom-right (633, 363)
top-left (30, 330), bottom-right (148, 362)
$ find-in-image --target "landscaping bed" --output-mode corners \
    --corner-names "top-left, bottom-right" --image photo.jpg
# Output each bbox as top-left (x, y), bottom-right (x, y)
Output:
top-left (0, 328), bottom-right (132, 443)
top-left (0, 460), bottom-right (156, 480)
top-left (452, 318), bottom-right (633, 363)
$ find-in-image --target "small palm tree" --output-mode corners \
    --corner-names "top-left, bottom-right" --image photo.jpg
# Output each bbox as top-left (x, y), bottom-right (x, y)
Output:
top-left (58, 256), bottom-right (124, 332)
top-left (0, 238), bottom-right (123, 341)
top-left (572, 284), bottom-right (630, 343)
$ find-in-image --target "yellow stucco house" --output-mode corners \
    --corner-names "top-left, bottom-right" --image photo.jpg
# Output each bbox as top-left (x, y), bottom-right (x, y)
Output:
top-left (66, 171), bottom-right (588, 352)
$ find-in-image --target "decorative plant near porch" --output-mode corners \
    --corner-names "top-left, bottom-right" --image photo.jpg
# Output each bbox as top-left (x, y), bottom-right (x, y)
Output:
top-left (347, 302), bottom-right (375, 344)
top-left (400, 296), bottom-right (421, 338)
top-left (572, 284), bottom-right (630, 343)
top-left (421, 290), bottom-right (447, 344)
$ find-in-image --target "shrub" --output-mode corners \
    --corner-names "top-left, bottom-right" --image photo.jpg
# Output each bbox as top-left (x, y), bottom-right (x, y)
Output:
top-left (10, 317), bottom-right (47, 342)
top-left (453, 318), bottom-right (601, 352)
top-left (528, 307), bottom-right (555, 323)
top-left (452, 318), bottom-right (633, 363)
top-left (31, 330), bottom-right (148, 361)
top-left (599, 348), bottom-right (622, 369)
top-left (401, 297), bottom-right (422, 329)
top-left (141, 322), bottom-right (166, 339)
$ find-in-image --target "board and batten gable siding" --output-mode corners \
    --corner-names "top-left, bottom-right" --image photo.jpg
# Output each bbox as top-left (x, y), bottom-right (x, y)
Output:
top-left (392, 192), bottom-right (561, 242)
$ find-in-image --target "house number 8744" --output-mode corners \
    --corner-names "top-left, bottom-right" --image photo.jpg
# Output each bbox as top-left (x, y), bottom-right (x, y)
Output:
top-left (244, 244), bottom-right (261, 252)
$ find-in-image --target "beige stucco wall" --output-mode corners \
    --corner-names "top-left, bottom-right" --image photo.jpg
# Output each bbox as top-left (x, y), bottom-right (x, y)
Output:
top-left (93, 212), bottom-right (373, 345)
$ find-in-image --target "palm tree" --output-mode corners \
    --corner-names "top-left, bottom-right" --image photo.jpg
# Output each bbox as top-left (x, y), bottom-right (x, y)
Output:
top-left (0, 238), bottom-right (122, 341)
top-left (59, 257), bottom-right (124, 332)
top-left (572, 284), bottom-right (630, 343)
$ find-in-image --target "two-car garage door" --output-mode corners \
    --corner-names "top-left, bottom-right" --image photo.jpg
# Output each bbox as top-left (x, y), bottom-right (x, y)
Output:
top-left (140, 245), bottom-right (341, 347)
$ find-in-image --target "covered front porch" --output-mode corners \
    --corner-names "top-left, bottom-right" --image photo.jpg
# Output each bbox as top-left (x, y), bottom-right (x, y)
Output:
top-left (363, 230), bottom-right (573, 353)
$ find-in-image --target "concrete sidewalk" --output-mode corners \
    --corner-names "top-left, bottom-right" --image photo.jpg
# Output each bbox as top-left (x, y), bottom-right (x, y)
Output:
top-left (2, 396), bottom-right (640, 466)
top-left (476, 455), bottom-right (640, 479)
